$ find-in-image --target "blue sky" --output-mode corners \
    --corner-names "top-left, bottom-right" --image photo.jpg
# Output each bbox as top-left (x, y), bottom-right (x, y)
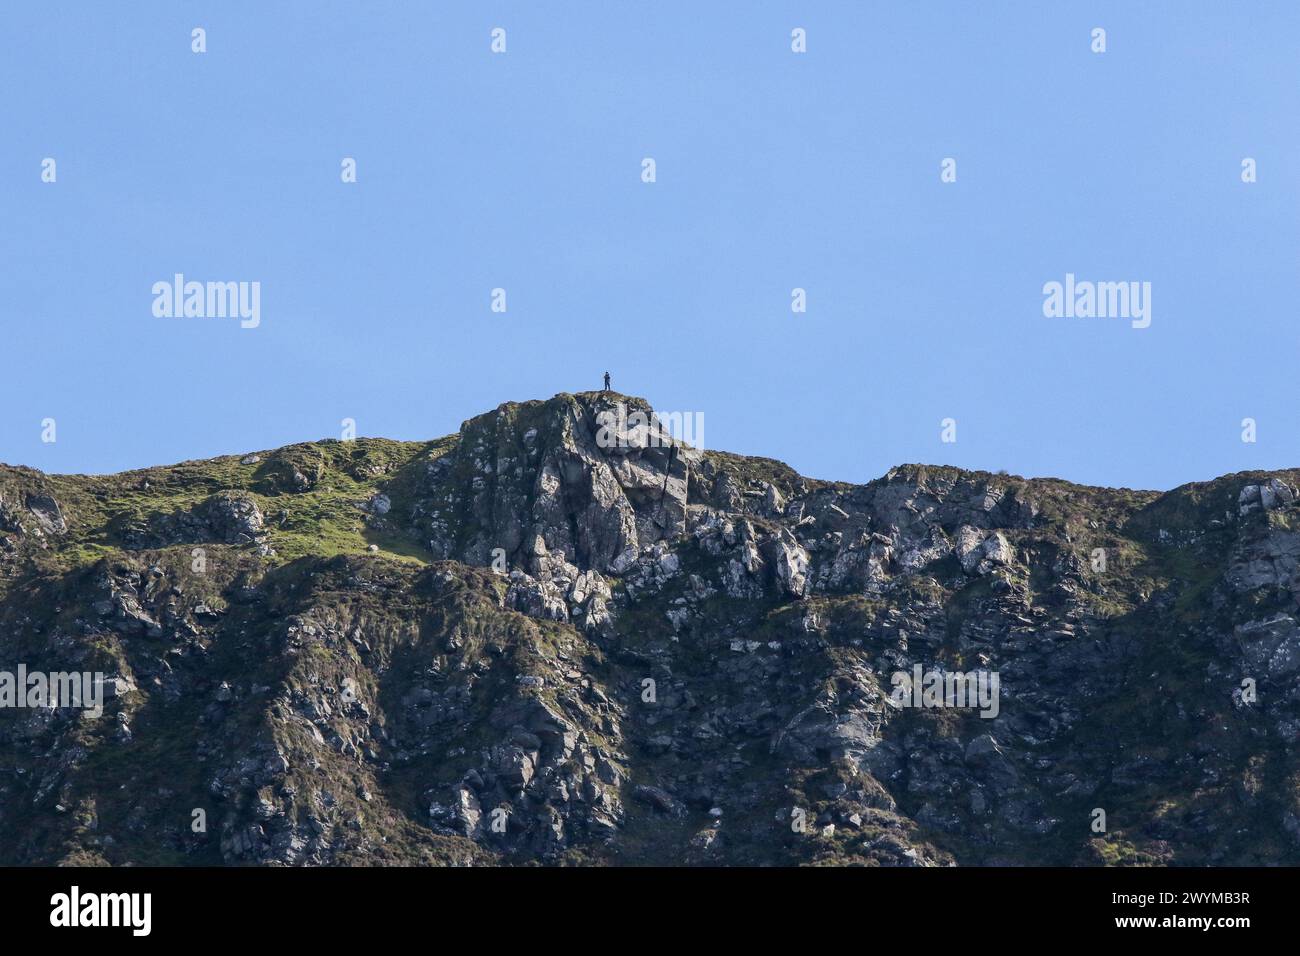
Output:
top-left (2, 2), bottom-right (1297, 491)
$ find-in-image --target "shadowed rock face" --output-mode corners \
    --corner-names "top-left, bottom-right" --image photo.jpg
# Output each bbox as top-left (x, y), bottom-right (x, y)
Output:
top-left (1, 391), bottom-right (1299, 866)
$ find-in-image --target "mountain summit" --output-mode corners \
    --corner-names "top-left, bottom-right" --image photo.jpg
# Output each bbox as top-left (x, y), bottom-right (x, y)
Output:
top-left (1, 392), bottom-right (1298, 865)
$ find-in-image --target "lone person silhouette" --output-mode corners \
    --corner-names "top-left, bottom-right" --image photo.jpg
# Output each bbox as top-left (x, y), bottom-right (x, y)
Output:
top-left (603, 371), bottom-right (611, 392)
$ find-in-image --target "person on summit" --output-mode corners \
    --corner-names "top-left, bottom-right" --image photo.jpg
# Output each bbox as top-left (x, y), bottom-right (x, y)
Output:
top-left (603, 371), bottom-right (611, 392)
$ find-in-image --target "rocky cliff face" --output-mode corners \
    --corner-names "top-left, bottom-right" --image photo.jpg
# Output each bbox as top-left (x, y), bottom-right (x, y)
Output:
top-left (1, 391), bottom-right (1298, 866)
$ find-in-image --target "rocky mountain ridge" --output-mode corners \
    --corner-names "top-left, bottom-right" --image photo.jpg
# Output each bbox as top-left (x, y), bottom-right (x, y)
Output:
top-left (1, 390), bottom-right (1298, 866)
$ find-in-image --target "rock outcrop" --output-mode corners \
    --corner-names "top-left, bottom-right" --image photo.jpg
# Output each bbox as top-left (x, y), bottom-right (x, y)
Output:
top-left (0, 392), bottom-right (1298, 867)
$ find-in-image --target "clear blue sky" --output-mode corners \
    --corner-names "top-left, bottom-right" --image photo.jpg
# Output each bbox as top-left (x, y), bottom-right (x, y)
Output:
top-left (2, 2), bottom-right (1297, 491)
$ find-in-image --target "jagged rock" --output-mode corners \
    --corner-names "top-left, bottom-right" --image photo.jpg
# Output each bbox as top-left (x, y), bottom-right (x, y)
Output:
top-left (1239, 479), bottom-right (1297, 516)
top-left (1234, 615), bottom-right (1300, 678)
top-left (411, 394), bottom-right (703, 576)
top-left (1227, 528), bottom-right (1300, 594)
top-left (957, 529), bottom-right (1012, 575)
top-left (202, 492), bottom-right (265, 542)
top-left (506, 571), bottom-right (569, 622)
top-left (25, 494), bottom-right (67, 535)
top-left (0, 393), bottom-right (1298, 868)
top-left (764, 529), bottom-right (810, 598)
top-left (632, 784), bottom-right (685, 817)
top-left (898, 526), bottom-right (952, 572)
